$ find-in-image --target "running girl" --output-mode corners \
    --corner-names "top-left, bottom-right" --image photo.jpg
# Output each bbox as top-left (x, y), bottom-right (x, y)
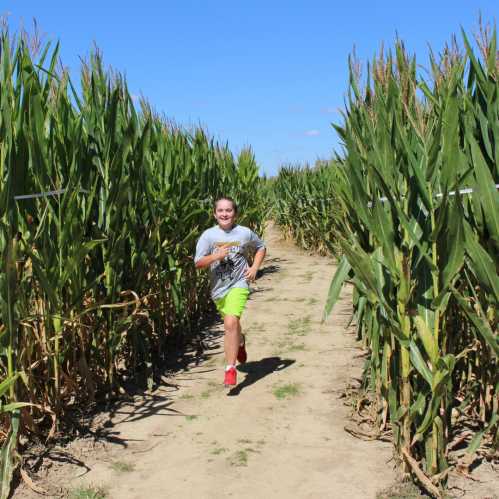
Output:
top-left (194, 197), bottom-right (266, 387)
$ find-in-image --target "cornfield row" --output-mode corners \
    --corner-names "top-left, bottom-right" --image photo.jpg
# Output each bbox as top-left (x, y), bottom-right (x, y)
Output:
top-left (272, 162), bottom-right (344, 256)
top-left (274, 26), bottom-right (498, 496)
top-left (0, 30), bottom-right (265, 496)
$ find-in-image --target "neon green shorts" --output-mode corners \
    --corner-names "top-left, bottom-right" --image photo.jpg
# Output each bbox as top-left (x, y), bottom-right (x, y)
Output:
top-left (214, 288), bottom-right (250, 318)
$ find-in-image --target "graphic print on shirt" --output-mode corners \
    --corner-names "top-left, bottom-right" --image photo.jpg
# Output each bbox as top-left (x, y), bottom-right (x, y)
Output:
top-left (213, 241), bottom-right (241, 283)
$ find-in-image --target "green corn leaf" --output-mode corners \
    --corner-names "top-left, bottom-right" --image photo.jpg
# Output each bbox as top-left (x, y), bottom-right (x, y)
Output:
top-left (440, 82), bottom-right (460, 193)
top-left (409, 392), bottom-right (428, 418)
top-left (439, 200), bottom-right (466, 292)
top-left (0, 374), bottom-right (19, 399)
top-left (463, 223), bottom-right (499, 303)
top-left (466, 411), bottom-right (498, 454)
top-left (372, 202), bottom-right (396, 271)
top-left (323, 255), bottom-right (351, 321)
top-left (0, 410), bottom-right (20, 499)
top-left (468, 134), bottom-right (499, 250)
top-left (432, 355), bottom-right (456, 395)
top-left (415, 396), bottom-right (440, 437)
top-left (452, 290), bottom-right (499, 357)
top-left (413, 316), bottom-right (438, 365)
top-left (339, 239), bottom-right (382, 305)
top-left (0, 402), bottom-right (35, 414)
top-left (409, 340), bottom-right (433, 386)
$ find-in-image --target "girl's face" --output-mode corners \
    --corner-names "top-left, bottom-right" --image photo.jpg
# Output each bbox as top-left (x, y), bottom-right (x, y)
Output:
top-left (214, 199), bottom-right (236, 230)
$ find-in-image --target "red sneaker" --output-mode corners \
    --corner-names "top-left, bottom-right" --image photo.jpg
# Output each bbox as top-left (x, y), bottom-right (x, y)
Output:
top-left (224, 366), bottom-right (237, 387)
top-left (237, 336), bottom-right (247, 364)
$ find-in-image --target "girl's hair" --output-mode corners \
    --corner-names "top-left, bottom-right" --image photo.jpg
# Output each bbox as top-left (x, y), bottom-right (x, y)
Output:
top-left (213, 196), bottom-right (238, 214)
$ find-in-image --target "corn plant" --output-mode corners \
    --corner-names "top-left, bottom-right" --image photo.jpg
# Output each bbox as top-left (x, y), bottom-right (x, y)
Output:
top-left (323, 28), bottom-right (498, 494)
top-left (0, 28), bottom-right (266, 498)
top-left (273, 23), bottom-right (498, 496)
top-left (272, 161), bottom-right (344, 256)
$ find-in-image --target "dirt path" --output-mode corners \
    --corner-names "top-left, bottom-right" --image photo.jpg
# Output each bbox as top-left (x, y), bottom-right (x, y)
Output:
top-left (19, 225), bottom-right (398, 499)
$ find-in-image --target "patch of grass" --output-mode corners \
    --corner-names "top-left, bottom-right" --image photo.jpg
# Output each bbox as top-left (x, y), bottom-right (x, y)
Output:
top-left (273, 339), bottom-right (308, 356)
top-left (69, 486), bottom-right (107, 499)
top-left (287, 316), bottom-right (312, 336)
top-left (287, 342), bottom-right (308, 352)
top-left (247, 321), bottom-right (266, 332)
top-left (210, 446), bottom-right (227, 455)
top-left (273, 338), bottom-right (289, 349)
top-left (271, 337), bottom-right (298, 356)
top-left (185, 415), bottom-right (198, 421)
top-left (226, 447), bottom-right (258, 467)
top-left (237, 438), bottom-right (252, 444)
top-left (273, 383), bottom-right (301, 400)
top-left (110, 461), bottom-right (135, 473)
top-left (228, 449), bottom-right (249, 467)
top-left (179, 393), bottom-right (194, 400)
top-left (298, 271), bottom-right (314, 283)
top-left (307, 297), bottom-right (319, 306)
top-left (376, 480), bottom-right (427, 499)
top-left (201, 380), bottom-right (224, 399)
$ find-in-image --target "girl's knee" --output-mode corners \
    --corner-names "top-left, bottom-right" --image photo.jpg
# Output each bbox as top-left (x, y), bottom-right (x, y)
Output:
top-left (224, 315), bottom-right (240, 332)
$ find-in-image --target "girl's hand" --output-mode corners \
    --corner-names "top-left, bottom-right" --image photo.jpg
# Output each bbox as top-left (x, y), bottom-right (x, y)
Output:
top-left (214, 247), bottom-right (230, 261)
top-left (244, 266), bottom-right (258, 282)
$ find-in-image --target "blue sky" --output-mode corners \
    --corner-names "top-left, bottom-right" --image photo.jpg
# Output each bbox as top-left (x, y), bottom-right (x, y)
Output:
top-left (2, 1), bottom-right (497, 176)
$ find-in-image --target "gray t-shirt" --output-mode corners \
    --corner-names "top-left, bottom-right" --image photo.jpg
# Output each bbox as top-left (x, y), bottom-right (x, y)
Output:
top-left (194, 225), bottom-right (265, 300)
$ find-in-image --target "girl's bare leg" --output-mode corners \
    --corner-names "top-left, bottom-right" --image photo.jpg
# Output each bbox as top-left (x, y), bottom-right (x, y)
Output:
top-left (224, 315), bottom-right (241, 366)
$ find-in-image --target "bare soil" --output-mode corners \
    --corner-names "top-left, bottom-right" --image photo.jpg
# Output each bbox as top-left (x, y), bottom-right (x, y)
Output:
top-left (14, 225), bottom-right (498, 499)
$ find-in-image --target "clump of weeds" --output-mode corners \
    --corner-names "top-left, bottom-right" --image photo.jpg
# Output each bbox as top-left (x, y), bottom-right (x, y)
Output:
top-left (227, 447), bottom-right (259, 467)
top-left (376, 480), bottom-right (428, 499)
top-left (110, 461), bottom-right (135, 473)
top-left (287, 316), bottom-right (312, 336)
top-left (246, 322), bottom-right (266, 333)
top-left (237, 438), bottom-right (252, 444)
top-left (200, 389), bottom-right (211, 399)
top-left (201, 380), bottom-right (224, 399)
top-left (299, 271), bottom-right (314, 283)
top-left (287, 342), bottom-right (308, 352)
top-left (68, 486), bottom-right (108, 499)
top-left (211, 446), bottom-right (227, 455)
top-left (228, 450), bottom-right (249, 467)
top-left (273, 383), bottom-right (301, 400)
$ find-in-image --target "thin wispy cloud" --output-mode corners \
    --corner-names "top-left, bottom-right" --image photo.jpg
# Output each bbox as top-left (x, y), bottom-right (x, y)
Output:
top-left (304, 129), bottom-right (320, 137)
top-left (321, 106), bottom-right (338, 114)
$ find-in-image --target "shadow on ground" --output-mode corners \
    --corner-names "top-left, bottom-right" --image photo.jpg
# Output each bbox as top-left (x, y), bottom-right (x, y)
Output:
top-left (16, 261), bottom-right (280, 494)
top-left (227, 356), bottom-right (295, 396)
top-left (257, 263), bottom-right (281, 278)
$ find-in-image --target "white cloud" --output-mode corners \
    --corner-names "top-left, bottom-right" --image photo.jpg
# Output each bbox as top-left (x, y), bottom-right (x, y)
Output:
top-left (304, 129), bottom-right (320, 137)
top-left (321, 107), bottom-right (337, 114)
